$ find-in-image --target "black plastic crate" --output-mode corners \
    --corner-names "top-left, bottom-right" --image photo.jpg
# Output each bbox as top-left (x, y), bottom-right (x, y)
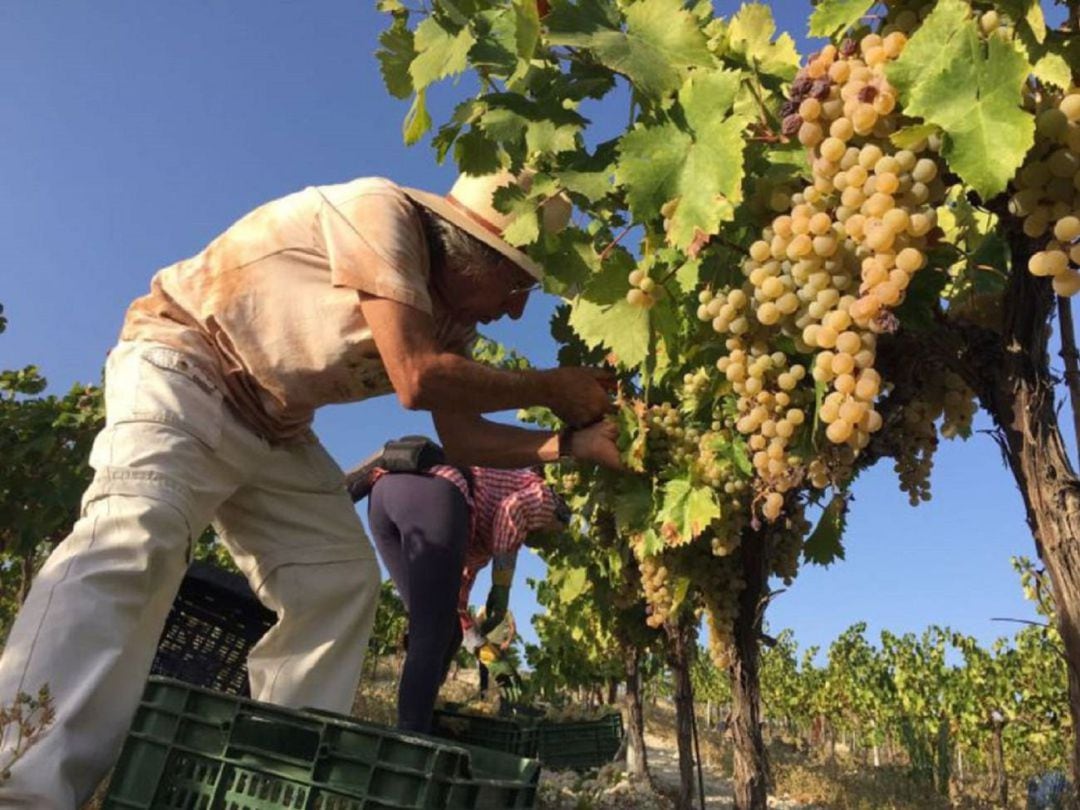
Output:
top-left (103, 677), bottom-right (539, 810)
top-left (536, 713), bottom-right (624, 771)
top-left (432, 708), bottom-right (539, 758)
top-left (151, 561), bottom-right (276, 697)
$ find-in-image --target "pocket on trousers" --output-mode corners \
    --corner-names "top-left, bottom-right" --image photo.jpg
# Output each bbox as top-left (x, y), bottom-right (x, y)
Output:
top-left (106, 344), bottom-right (225, 450)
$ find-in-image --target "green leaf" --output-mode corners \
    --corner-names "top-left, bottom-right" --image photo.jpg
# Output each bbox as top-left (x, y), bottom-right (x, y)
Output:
top-left (807, 0), bottom-right (875, 38)
top-left (513, 0), bottom-right (541, 60)
top-left (887, 0), bottom-right (1035, 200)
top-left (886, 0), bottom-right (971, 101)
top-left (454, 128), bottom-right (502, 175)
top-left (657, 477), bottom-right (720, 546)
top-left (559, 567), bottom-right (590, 602)
top-left (614, 474), bottom-right (653, 532)
top-left (568, 296), bottom-right (650, 368)
top-left (469, 9), bottom-right (519, 74)
top-left (546, 0), bottom-right (714, 101)
top-left (403, 89), bottom-right (432, 146)
top-left (568, 253), bottom-right (651, 368)
top-left (616, 70), bottom-right (749, 250)
top-left (377, 17), bottom-right (415, 99)
top-left (670, 575), bottom-right (692, 614)
top-left (409, 17), bottom-right (477, 91)
top-left (895, 268), bottom-right (948, 331)
top-left (803, 493), bottom-right (847, 567)
top-left (726, 3), bottom-right (799, 81)
top-left (674, 258), bottom-right (701, 295)
top-left (889, 123), bottom-right (940, 151)
top-left (616, 400), bottom-right (648, 473)
top-left (640, 528), bottom-right (664, 557)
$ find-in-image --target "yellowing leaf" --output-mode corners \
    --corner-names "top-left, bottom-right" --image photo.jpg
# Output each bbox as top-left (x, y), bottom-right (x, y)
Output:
top-left (807, 0), bottom-right (875, 38)
top-left (726, 3), bottom-right (799, 81)
top-left (657, 478), bottom-right (720, 546)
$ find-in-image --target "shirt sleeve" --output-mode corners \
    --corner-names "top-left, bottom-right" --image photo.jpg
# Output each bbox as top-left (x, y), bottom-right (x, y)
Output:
top-left (315, 180), bottom-right (433, 315)
top-left (491, 481), bottom-right (561, 556)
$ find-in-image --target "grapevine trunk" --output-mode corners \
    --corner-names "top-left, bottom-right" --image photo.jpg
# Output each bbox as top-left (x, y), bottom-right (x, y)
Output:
top-left (981, 232), bottom-right (1080, 807)
top-left (667, 618), bottom-right (697, 810)
top-left (624, 647), bottom-right (650, 781)
top-left (731, 534), bottom-right (770, 810)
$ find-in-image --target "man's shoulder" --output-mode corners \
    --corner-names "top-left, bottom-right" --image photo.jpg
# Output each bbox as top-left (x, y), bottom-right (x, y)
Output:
top-left (315, 177), bottom-right (409, 207)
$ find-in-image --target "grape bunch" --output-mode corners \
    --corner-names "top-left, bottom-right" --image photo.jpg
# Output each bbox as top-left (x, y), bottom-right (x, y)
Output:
top-left (681, 367), bottom-right (711, 404)
top-left (644, 403), bottom-right (697, 471)
top-left (891, 368), bottom-right (977, 504)
top-left (708, 29), bottom-right (950, 476)
top-left (767, 502), bottom-right (812, 585)
top-left (625, 267), bottom-right (663, 309)
top-left (1013, 91), bottom-right (1080, 295)
top-left (714, 335), bottom-right (811, 517)
top-left (638, 553), bottom-right (673, 629)
top-left (699, 553), bottom-right (745, 669)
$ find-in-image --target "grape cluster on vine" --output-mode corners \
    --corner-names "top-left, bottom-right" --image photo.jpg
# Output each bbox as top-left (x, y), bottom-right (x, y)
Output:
top-left (699, 26), bottom-right (956, 523)
top-left (1015, 91), bottom-right (1080, 295)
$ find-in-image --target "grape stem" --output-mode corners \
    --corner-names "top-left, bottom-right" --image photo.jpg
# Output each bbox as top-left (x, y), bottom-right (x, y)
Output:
top-left (1057, 295), bottom-right (1080, 470)
top-left (598, 223), bottom-right (634, 262)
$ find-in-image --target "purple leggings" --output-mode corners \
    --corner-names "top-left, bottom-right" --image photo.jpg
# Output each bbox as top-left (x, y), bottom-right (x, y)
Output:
top-left (367, 473), bottom-right (468, 732)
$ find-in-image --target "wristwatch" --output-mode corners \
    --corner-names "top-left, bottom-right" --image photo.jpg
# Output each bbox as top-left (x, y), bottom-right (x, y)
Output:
top-left (557, 426), bottom-right (576, 460)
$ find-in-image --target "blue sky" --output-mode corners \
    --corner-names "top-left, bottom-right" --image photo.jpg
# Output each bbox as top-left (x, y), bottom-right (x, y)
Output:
top-left (0, 1), bottom-right (1061, 660)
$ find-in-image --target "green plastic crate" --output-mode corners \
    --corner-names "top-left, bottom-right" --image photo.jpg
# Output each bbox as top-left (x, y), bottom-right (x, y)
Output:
top-left (535, 714), bottom-right (624, 771)
top-left (432, 708), bottom-right (539, 758)
top-left (103, 677), bottom-right (539, 809)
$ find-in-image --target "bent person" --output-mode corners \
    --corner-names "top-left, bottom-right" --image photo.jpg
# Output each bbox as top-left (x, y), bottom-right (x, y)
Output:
top-left (366, 456), bottom-right (594, 732)
top-left (0, 171), bottom-right (621, 809)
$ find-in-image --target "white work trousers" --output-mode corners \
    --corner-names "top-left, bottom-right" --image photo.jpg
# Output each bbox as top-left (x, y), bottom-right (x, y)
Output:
top-left (0, 341), bottom-right (381, 809)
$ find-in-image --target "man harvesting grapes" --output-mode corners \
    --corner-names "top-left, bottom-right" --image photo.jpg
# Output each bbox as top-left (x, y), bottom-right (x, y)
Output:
top-left (0, 170), bottom-right (621, 809)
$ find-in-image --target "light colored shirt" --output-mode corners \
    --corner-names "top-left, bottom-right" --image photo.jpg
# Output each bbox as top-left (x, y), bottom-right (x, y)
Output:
top-left (120, 177), bottom-right (475, 442)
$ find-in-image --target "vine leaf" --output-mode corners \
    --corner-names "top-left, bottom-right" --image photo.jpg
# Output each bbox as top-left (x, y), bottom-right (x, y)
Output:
top-left (376, 16), bottom-right (415, 99)
top-left (807, 0), bottom-right (875, 39)
top-left (657, 477), bottom-right (721, 546)
top-left (559, 567), bottom-right (590, 602)
top-left (409, 17), bottom-right (476, 90)
top-left (403, 90), bottom-right (433, 146)
top-left (616, 399), bottom-right (648, 473)
top-left (568, 252), bottom-right (650, 369)
top-left (616, 69), bottom-right (749, 251)
top-left (724, 3), bottom-right (799, 81)
top-left (614, 474), bottom-right (653, 532)
top-left (546, 0), bottom-right (714, 102)
top-left (803, 493), bottom-right (848, 567)
top-left (887, 0), bottom-right (1034, 200)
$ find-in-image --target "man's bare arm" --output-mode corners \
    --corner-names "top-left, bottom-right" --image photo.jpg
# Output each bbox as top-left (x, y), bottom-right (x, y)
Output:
top-left (359, 295), bottom-right (612, 425)
top-left (434, 411), bottom-right (560, 467)
top-left (434, 411), bottom-right (623, 470)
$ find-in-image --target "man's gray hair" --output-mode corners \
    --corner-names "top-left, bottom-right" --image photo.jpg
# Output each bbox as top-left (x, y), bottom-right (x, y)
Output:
top-left (416, 204), bottom-right (506, 279)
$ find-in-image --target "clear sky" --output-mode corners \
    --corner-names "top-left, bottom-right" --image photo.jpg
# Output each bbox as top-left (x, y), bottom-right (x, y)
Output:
top-left (0, 1), bottom-right (1063, 660)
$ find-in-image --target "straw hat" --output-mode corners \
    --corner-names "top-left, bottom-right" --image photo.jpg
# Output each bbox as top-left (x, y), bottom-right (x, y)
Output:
top-left (402, 170), bottom-right (571, 281)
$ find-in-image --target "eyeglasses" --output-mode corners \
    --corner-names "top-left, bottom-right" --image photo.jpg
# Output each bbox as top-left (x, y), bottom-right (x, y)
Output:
top-left (508, 280), bottom-right (540, 297)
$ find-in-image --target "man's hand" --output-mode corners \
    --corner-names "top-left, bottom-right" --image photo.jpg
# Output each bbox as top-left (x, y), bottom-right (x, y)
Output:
top-left (570, 419), bottom-right (624, 470)
top-left (543, 368), bottom-right (616, 427)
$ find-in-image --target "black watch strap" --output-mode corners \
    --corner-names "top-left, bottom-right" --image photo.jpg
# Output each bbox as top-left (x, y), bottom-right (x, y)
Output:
top-left (557, 427), bottom-right (575, 460)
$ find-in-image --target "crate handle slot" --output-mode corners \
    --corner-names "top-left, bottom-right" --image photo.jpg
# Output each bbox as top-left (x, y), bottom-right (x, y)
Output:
top-left (228, 712), bottom-right (322, 764)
